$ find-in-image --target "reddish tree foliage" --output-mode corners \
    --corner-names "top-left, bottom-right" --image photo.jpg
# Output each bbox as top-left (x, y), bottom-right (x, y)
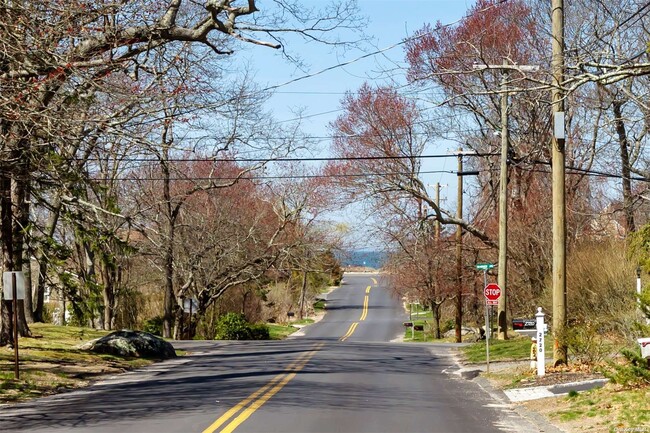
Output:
top-left (405, 0), bottom-right (539, 91)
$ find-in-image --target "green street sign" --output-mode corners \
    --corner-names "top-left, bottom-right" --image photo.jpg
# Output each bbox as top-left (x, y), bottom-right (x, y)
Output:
top-left (476, 263), bottom-right (494, 271)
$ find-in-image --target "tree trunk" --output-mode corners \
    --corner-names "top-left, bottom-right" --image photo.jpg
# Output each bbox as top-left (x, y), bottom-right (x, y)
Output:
top-left (1, 174), bottom-right (15, 345)
top-left (12, 180), bottom-right (31, 337)
top-left (33, 197), bottom-right (62, 323)
top-left (299, 270), bottom-right (308, 320)
top-left (173, 305), bottom-right (182, 340)
top-left (0, 300), bottom-right (12, 346)
top-left (102, 270), bottom-right (114, 331)
top-left (430, 300), bottom-right (441, 339)
top-left (21, 183), bottom-right (34, 324)
top-left (163, 238), bottom-right (174, 338)
top-left (23, 246), bottom-right (34, 324)
top-left (33, 260), bottom-right (47, 323)
top-left (613, 100), bottom-right (635, 234)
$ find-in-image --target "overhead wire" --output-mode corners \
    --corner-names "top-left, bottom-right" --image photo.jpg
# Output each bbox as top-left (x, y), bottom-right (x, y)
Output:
top-left (73, 152), bottom-right (500, 163)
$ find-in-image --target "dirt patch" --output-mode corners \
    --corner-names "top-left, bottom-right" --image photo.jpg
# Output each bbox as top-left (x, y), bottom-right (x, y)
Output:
top-left (516, 370), bottom-right (606, 388)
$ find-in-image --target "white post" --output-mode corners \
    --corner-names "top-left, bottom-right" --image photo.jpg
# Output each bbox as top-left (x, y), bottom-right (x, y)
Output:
top-left (536, 307), bottom-right (546, 377)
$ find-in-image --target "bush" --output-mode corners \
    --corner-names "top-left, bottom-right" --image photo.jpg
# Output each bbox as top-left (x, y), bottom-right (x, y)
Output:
top-left (143, 316), bottom-right (163, 336)
top-left (442, 319), bottom-right (455, 334)
top-left (561, 321), bottom-right (614, 364)
top-left (601, 347), bottom-right (650, 388)
top-left (215, 313), bottom-right (252, 340)
top-left (249, 323), bottom-right (270, 340)
top-left (214, 312), bottom-right (272, 340)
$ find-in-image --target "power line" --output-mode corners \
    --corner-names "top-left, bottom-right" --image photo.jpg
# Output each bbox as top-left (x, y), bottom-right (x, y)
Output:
top-left (259, 0), bottom-right (513, 95)
top-left (91, 169), bottom-right (464, 182)
top-left (71, 152), bottom-right (500, 163)
top-left (71, 159), bottom-right (650, 183)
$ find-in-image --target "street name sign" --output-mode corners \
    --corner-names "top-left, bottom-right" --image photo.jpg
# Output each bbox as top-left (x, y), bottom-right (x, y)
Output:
top-left (476, 263), bottom-right (494, 271)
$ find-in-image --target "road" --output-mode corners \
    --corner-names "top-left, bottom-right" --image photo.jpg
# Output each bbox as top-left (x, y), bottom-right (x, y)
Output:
top-left (0, 272), bottom-right (545, 433)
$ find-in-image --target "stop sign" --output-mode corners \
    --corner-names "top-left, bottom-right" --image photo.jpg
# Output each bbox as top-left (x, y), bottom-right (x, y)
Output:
top-left (484, 283), bottom-right (501, 301)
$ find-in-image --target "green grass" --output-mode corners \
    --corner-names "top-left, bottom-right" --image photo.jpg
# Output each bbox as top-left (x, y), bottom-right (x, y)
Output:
top-left (402, 319), bottom-right (453, 342)
top-left (546, 387), bottom-right (650, 431)
top-left (460, 334), bottom-right (553, 363)
top-left (0, 323), bottom-right (154, 403)
top-left (267, 323), bottom-right (298, 340)
top-left (406, 304), bottom-right (432, 319)
top-left (313, 300), bottom-right (326, 310)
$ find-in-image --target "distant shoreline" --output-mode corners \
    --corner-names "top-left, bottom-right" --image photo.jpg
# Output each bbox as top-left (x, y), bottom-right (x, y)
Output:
top-left (338, 250), bottom-right (386, 269)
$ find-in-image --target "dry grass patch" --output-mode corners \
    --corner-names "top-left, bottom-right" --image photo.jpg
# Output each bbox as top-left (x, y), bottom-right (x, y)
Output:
top-left (0, 323), bottom-right (154, 404)
top-left (522, 385), bottom-right (649, 433)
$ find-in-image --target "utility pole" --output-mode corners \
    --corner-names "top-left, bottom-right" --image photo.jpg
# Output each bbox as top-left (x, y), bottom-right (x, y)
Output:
top-left (473, 61), bottom-right (539, 340)
top-left (455, 152), bottom-right (464, 343)
top-left (551, 0), bottom-right (567, 366)
top-left (497, 59), bottom-right (509, 341)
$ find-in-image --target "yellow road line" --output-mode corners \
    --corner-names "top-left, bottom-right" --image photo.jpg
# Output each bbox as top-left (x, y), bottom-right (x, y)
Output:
top-left (359, 294), bottom-right (369, 321)
top-left (371, 277), bottom-right (377, 285)
top-left (202, 344), bottom-right (322, 433)
top-left (365, 285), bottom-right (371, 294)
top-left (340, 322), bottom-right (358, 341)
top-left (219, 346), bottom-right (322, 433)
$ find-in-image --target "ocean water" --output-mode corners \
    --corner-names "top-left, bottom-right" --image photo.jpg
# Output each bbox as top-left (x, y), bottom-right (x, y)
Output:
top-left (338, 250), bottom-right (386, 269)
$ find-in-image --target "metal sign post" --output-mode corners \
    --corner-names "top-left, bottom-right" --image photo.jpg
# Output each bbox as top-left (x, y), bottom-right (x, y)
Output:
top-left (12, 273), bottom-right (18, 379)
top-left (476, 263), bottom-right (495, 373)
top-left (3, 271), bottom-right (25, 379)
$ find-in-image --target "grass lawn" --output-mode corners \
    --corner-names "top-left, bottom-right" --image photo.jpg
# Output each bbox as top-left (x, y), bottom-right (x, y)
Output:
top-left (459, 334), bottom-right (650, 432)
top-left (525, 386), bottom-right (650, 432)
top-left (460, 333), bottom-right (551, 363)
top-left (267, 323), bottom-right (299, 340)
top-left (0, 323), bottom-right (153, 403)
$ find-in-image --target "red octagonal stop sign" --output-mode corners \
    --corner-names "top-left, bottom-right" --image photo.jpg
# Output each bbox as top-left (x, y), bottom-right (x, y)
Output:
top-left (484, 283), bottom-right (501, 301)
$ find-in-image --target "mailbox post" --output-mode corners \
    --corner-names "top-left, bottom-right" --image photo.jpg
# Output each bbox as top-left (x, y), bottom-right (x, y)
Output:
top-left (536, 307), bottom-right (546, 377)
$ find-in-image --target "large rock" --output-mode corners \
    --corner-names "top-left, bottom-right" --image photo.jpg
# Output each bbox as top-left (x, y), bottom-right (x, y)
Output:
top-left (81, 330), bottom-right (177, 359)
top-left (443, 326), bottom-right (481, 340)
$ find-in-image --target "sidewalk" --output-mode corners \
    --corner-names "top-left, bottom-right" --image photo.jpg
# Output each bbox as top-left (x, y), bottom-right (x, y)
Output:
top-left (456, 358), bottom-right (609, 402)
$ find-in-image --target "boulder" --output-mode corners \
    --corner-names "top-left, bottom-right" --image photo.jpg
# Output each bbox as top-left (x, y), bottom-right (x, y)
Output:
top-left (443, 326), bottom-right (480, 339)
top-left (80, 330), bottom-right (177, 359)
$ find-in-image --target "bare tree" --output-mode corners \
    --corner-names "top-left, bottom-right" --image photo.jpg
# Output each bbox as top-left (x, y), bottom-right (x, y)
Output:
top-left (0, 0), bottom-right (365, 344)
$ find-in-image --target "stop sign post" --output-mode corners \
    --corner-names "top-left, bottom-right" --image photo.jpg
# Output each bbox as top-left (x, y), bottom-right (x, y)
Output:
top-left (484, 283), bottom-right (501, 305)
top-left (482, 282), bottom-right (501, 375)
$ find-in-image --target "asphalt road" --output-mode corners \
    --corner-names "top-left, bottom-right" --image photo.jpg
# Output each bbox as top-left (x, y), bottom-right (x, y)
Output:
top-left (0, 272), bottom-right (546, 433)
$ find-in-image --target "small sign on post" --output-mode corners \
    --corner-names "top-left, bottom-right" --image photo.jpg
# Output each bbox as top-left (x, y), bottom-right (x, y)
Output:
top-left (3, 271), bottom-right (24, 380)
top-left (2, 272), bottom-right (25, 300)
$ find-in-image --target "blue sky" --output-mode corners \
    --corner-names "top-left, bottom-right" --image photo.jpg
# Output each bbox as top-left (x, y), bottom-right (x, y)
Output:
top-left (248, 0), bottom-right (476, 132)
top-left (242, 1), bottom-right (478, 246)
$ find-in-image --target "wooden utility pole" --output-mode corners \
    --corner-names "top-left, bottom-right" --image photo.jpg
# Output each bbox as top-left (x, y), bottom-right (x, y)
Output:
top-left (497, 60), bottom-right (509, 340)
top-left (473, 61), bottom-right (538, 340)
top-left (455, 153), bottom-right (464, 343)
top-left (551, 0), bottom-right (567, 365)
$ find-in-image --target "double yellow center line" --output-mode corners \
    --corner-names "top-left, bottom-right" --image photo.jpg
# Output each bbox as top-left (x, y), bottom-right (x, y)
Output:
top-left (340, 285), bottom-right (371, 341)
top-left (202, 343), bottom-right (324, 433)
